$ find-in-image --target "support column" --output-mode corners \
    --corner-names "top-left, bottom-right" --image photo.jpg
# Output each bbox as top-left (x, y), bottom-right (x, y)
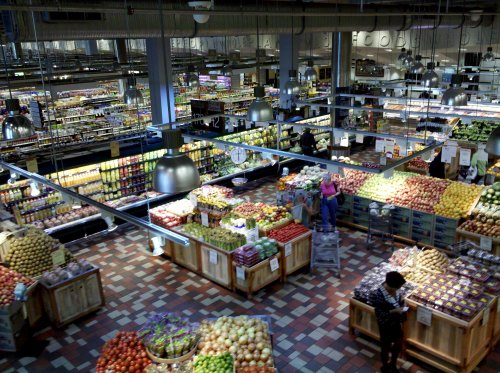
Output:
top-left (339, 32), bottom-right (352, 87)
top-left (146, 37), bottom-right (175, 125)
top-left (114, 39), bottom-right (128, 64)
top-left (279, 34), bottom-right (298, 108)
top-left (84, 40), bottom-right (98, 55)
top-left (12, 43), bottom-right (22, 60)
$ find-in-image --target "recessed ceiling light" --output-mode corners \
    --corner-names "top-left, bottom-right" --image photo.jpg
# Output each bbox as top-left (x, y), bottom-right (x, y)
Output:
top-left (367, 54), bottom-right (374, 57)
top-left (441, 59), bottom-right (449, 62)
top-left (385, 49), bottom-right (393, 52)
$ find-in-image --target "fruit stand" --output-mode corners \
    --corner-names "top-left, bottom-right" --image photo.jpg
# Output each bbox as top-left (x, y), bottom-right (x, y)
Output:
top-left (232, 253), bottom-right (282, 299)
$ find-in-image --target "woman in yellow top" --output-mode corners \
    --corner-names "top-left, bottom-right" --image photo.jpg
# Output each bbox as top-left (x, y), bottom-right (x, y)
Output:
top-left (470, 150), bottom-right (488, 184)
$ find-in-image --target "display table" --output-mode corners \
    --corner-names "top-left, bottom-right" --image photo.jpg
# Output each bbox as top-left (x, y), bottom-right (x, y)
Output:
top-left (200, 243), bottom-right (235, 289)
top-left (348, 297), bottom-right (380, 341)
top-left (404, 297), bottom-right (495, 373)
top-left (41, 267), bottom-right (105, 328)
top-left (169, 231), bottom-right (201, 273)
top-left (232, 253), bottom-right (282, 299)
top-left (278, 231), bottom-right (312, 282)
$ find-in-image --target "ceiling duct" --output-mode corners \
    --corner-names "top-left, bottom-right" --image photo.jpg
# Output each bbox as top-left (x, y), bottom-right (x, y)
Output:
top-left (1, 1), bottom-right (492, 42)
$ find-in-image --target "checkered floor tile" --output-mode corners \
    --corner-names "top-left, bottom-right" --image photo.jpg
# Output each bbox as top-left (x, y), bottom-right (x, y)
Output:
top-left (0, 177), bottom-right (498, 373)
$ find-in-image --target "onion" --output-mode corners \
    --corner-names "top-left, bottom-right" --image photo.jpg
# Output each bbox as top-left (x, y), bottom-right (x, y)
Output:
top-left (262, 347), bottom-right (271, 356)
top-left (229, 345), bottom-right (237, 354)
top-left (256, 342), bottom-right (264, 351)
top-left (253, 351), bottom-right (260, 361)
top-left (245, 353), bottom-right (253, 362)
top-left (260, 352), bottom-right (269, 362)
top-left (249, 360), bottom-right (257, 367)
top-left (241, 361), bottom-right (248, 368)
top-left (247, 343), bottom-right (256, 352)
top-left (239, 335), bottom-right (248, 345)
top-left (224, 339), bottom-right (232, 347)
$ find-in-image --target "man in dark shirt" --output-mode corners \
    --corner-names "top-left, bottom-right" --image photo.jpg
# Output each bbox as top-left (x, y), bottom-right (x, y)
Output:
top-left (370, 271), bottom-right (407, 373)
top-left (299, 128), bottom-right (318, 157)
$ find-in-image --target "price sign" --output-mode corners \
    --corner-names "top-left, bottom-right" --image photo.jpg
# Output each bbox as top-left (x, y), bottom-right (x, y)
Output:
top-left (383, 169), bottom-right (394, 179)
top-left (482, 307), bottom-right (490, 326)
top-left (201, 212), bottom-right (209, 227)
top-left (480, 236), bottom-right (492, 251)
top-left (441, 146), bottom-right (453, 164)
top-left (417, 305), bottom-right (432, 326)
top-left (110, 141), bottom-right (120, 157)
top-left (375, 138), bottom-right (385, 152)
top-left (459, 148), bottom-right (471, 166)
top-left (384, 138), bottom-right (395, 154)
top-left (184, 136), bottom-right (193, 144)
top-left (355, 134), bottom-right (364, 143)
top-left (285, 243), bottom-right (292, 257)
top-left (51, 248), bottom-right (66, 267)
top-left (26, 158), bottom-right (38, 173)
top-left (189, 194), bottom-right (198, 207)
top-left (236, 266), bottom-right (245, 280)
top-left (380, 156), bottom-right (387, 166)
top-left (245, 121), bottom-right (251, 129)
top-left (269, 257), bottom-right (279, 272)
top-left (209, 249), bottom-right (218, 264)
top-left (340, 136), bottom-right (349, 147)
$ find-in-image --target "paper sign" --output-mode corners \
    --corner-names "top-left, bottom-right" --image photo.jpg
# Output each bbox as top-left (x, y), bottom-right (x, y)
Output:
top-left (417, 305), bottom-right (432, 326)
top-left (384, 138), bottom-right (395, 154)
top-left (184, 136), bottom-right (192, 144)
top-left (356, 134), bottom-right (364, 143)
top-left (441, 146), bottom-right (453, 164)
top-left (201, 212), bottom-right (209, 227)
top-left (190, 194), bottom-right (198, 207)
top-left (340, 136), bottom-right (349, 147)
top-left (216, 143), bottom-right (225, 151)
top-left (285, 243), bottom-right (292, 257)
top-left (459, 148), bottom-right (471, 166)
top-left (26, 158), bottom-right (38, 173)
top-left (209, 249), bottom-right (218, 264)
top-left (51, 248), bottom-right (66, 267)
top-left (270, 257), bottom-right (279, 272)
top-left (245, 121), bottom-right (251, 129)
top-left (375, 139), bottom-right (385, 152)
top-left (110, 141), bottom-right (120, 157)
top-left (380, 156), bottom-right (387, 166)
top-left (480, 236), bottom-right (492, 251)
top-left (482, 307), bottom-right (490, 326)
top-left (236, 266), bottom-right (245, 280)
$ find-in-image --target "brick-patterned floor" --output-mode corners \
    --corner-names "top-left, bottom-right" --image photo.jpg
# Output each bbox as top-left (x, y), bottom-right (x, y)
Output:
top-left (1, 177), bottom-right (499, 373)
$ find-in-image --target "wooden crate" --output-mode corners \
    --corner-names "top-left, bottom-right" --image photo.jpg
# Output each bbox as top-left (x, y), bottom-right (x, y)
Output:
top-left (171, 239), bottom-right (200, 273)
top-left (491, 296), bottom-right (499, 347)
top-left (456, 228), bottom-right (500, 256)
top-left (278, 231), bottom-right (312, 282)
top-left (348, 298), bottom-right (380, 341)
top-left (23, 281), bottom-right (45, 329)
top-left (404, 297), bottom-right (495, 373)
top-left (200, 244), bottom-right (234, 289)
top-left (233, 253), bottom-right (282, 299)
top-left (41, 267), bottom-right (105, 328)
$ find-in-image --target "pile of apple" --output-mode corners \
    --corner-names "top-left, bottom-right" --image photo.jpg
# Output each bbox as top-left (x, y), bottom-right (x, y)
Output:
top-left (255, 205), bottom-right (292, 230)
top-left (434, 182), bottom-right (483, 219)
top-left (233, 202), bottom-right (268, 219)
top-left (459, 219), bottom-right (500, 239)
top-left (339, 170), bottom-right (372, 195)
top-left (149, 206), bottom-right (183, 229)
top-left (388, 176), bottom-right (451, 213)
top-left (356, 172), bottom-right (413, 203)
top-left (406, 157), bottom-right (429, 171)
top-left (0, 266), bottom-right (34, 306)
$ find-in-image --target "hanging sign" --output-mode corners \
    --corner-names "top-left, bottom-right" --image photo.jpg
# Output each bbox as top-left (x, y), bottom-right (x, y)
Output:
top-left (380, 156), bottom-right (387, 166)
top-left (51, 248), bottom-right (66, 267)
top-left (384, 138), bottom-right (395, 155)
top-left (189, 194), bottom-right (198, 207)
top-left (441, 146), bottom-right (453, 164)
top-left (459, 148), bottom-right (472, 166)
top-left (396, 139), bottom-right (408, 156)
top-left (417, 305), bottom-right (432, 326)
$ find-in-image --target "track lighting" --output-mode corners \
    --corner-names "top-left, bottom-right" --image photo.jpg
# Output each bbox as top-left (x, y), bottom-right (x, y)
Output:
top-left (7, 172), bottom-right (18, 185)
top-left (101, 211), bottom-right (118, 232)
top-left (29, 181), bottom-right (40, 197)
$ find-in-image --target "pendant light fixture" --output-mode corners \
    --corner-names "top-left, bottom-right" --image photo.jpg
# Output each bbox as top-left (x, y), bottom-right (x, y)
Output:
top-left (123, 76), bottom-right (144, 105)
top-left (304, 33), bottom-right (317, 81)
top-left (153, 0), bottom-right (201, 194)
top-left (397, 48), bottom-right (408, 64)
top-left (2, 98), bottom-right (35, 140)
top-left (402, 50), bottom-right (414, 69)
top-left (410, 55), bottom-right (424, 74)
top-left (441, 21), bottom-right (467, 106)
top-left (483, 47), bottom-right (495, 62)
top-left (247, 16), bottom-right (273, 122)
top-left (284, 70), bottom-right (301, 95)
top-left (421, 63), bottom-right (439, 88)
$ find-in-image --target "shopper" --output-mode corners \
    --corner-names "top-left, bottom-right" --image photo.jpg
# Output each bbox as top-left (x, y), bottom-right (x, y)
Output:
top-left (470, 149), bottom-right (488, 184)
top-left (300, 128), bottom-right (318, 158)
top-left (370, 271), bottom-right (407, 373)
top-left (429, 150), bottom-right (446, 179)
top-left (319, 173), bottom-right (340, 230)
top-left (294, 191), bottom-right (315, 228)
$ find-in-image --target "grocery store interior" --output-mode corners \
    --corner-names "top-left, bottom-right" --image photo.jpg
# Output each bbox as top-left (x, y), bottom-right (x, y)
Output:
top-left (1, 0), bottom-right (500, 372)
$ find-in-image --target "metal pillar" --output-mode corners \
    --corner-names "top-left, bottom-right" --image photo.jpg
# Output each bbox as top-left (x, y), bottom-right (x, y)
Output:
top-left (12, 42), bottom-right (22, 60)
top-left (114, 39), bottom-right (128, 64)
top-left (146, 37), bottom-right (175, 125)
top-left (84, 40), bottom-right (98, 55)
top-left (279, 34), bottom-right (298, 109)
top-left (339, 32), bottom-right (352, 87)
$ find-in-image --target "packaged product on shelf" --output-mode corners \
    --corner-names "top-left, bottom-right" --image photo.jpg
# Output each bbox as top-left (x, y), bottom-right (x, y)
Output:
top-left (41, 259), bottom-right (95, 286)
top-left (414, 248), bottom-right (449, 273)
top-left (149, 208), bottom-right (184, 229)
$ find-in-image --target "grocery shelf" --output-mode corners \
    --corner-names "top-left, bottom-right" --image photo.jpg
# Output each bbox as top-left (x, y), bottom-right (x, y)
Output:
top-left (20, 201), bottom-right (65, 215)
top-left (102, 171), bottom-right (153, 185)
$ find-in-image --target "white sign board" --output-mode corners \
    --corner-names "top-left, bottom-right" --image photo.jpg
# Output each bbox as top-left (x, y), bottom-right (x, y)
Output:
top-left (236, 266), bottom-right (245, 280)
top-left (209, 249), bottom-right (218, 264)
top-left (201, 212), bottom-right (209, 227)
top-left (285, 243), bottom-right (292, 257)
top-left (356, 134), bottom-right (364, 143)
top-left (270, 257), bottom-right (279, 272)
top-left (459, 148), bottom-right (471, 167)
top-left (480, 236), bottom-right (493, 251)
top-left (417, 305), bottom-right (432, 326)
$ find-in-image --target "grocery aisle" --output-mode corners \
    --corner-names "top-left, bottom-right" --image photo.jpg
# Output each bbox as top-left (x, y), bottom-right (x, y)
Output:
top-left (0, 178), bottom-right (499, 373)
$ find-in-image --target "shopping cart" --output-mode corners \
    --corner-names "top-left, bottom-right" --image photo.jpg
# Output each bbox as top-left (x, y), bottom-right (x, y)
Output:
top-left (366, 203), bottom-right (394, 250)
top-left (310, 223), bottom-right (341, 278)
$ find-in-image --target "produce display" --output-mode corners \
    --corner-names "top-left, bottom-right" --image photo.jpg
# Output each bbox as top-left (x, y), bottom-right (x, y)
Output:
top-left (448, 257), bottom-right (491, 282)
top-left (356, 172), bottom-right (414, 203)
top-left (277, 174), bottom-right (297, 191)
top-left (267, 223), bottom-right (309, 243)
top-left (255, 205), bottom-right (292, 231)
top-left (481, 182), bottom-right (500, 205)
top-left (467, 249), bottom-right (500, 267)
top-left (463, 200), bottom-right (500, 238)
top-left (434, 182), bottom-right (482, 219)
top-left (161, 199), bottom-right (195, 217)
top-left (4, 228), bottom-right (74, 277)
top-left (399, 267), bottom-right (430, 284)
top-left (181, 223), bottom-right (246, 251)
top-left (451, 119), bottom-right (499, 142)
top-left (409, 273), bottom-right (492, 321)
top-left (194, 353), bottom-right (233, 373)
top-left (338, 169), bottom-right (372, 195)
top-left (191, 185), bottom-right (233, 200)
top-left (487, 160), bottom-right (500, 177)
top-left (406, 157), bottom-right (429, 172)
top-left (41, 259), bottom-right (94, 286)
top-left (388, 175), bottom-right (451, 213)
top-left (138, 313), bottom-right (200, 359)
top-left (233, 202), bottom-right (267, 219)
top-left (0, 266), bottom-right (34, 306)
top-left (198, 316), bottom-right (274, 370)
top-left (95, 331), bottom-right (152, 373)
top-left (285, 165), bottom-right (327, 191)
top-left (389, 247), bottom-right (420, 267)
top-left (415, 248), bottom-right (449, 273)
top-left (149, 207), bottom-right (184, 229)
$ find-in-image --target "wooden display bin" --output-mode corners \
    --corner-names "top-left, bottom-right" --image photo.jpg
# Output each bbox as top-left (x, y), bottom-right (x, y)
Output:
top-left (348, 298), bottom-right (380, 341)
top-left (491, 296), bottom-right (499, 347)
top-left (278, 231), bottom-right (312, 282)
top-left (404, 297), bottom-right (495, 373)
top-left (455, 228), bottom-right (500, 256)
top-left (23, 281), bottom-right (45, 329)
top-left (171, 238), bottom-right (200, 273)
top-left (41, 267), bottom-right (105, 328)
top-left (232, 253), bottom-right (282, 299)
top-left (200, 244), bottom-right (235, 289)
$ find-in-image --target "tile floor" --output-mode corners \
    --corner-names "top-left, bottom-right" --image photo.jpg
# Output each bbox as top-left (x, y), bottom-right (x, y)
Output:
top-left (1, 177), bottom-right (499, 373)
